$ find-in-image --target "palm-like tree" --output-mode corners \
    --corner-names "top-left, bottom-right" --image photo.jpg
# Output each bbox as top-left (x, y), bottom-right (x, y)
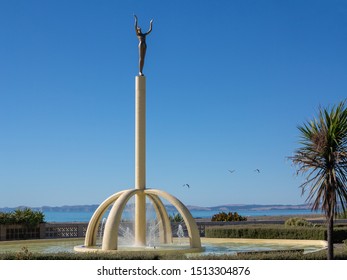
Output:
top-left (290, 100), bottom-right (347, 260)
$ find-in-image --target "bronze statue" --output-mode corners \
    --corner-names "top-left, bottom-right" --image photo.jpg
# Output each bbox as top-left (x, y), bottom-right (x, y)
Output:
top-left (134, 15), bottom-right (153, 76)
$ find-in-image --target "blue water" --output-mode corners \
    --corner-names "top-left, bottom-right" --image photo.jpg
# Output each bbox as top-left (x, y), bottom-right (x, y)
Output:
top-left (43, 209), bottom-right (318, 223)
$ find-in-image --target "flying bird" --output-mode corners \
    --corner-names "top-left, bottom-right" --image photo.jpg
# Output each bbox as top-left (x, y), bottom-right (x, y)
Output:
top-left (228, 170), bottom-right (235, 174)
top-left (183, 184), bottom-right (190, 188)
top-left (254, 169), bottom-right (260, 173)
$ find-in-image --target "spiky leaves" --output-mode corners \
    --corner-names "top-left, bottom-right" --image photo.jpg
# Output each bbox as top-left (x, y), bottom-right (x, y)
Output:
top-left (291, 100), bottom-right (347, 259)
top-left (292, 101), bottom-right (347, 217)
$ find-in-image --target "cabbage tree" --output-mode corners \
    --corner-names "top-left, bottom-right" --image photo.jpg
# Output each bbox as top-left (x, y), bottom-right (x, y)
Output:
top-left (290, 101), bottom-right (347, 260)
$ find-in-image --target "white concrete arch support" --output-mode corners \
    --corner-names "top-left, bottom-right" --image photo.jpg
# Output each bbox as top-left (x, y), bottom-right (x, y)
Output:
top-left (102, 189), bottom-right (139, 250)
top-left (146, 193), bottom-right (173, 244)
top-left (84, 188), bottom-right (201, 251)
top-left (145, 189), bottom-right (201, 248)
top-left (84, 190), bottom-right (127, 246)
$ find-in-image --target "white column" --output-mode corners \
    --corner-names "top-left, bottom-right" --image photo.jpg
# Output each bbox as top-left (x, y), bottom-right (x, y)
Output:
top-left (134, 75), bottom-right (146, 246)
top-left (135, 76), bottom-right (146, 189)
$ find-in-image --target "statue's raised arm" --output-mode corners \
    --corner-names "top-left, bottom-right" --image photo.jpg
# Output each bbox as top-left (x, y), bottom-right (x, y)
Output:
top-left (134, 15), bottom-right (139, 32)
top-left (134, 15), bottom-right (153, 76)
top-left (145, 19), bottom-right (153, 35)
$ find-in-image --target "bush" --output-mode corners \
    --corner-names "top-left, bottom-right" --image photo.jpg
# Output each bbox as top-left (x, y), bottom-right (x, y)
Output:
top-left (4, 248), bottom-right (345, 260)
top-left (285, 217), bottom-right (314, 227)
top-left (205, 224), bottom-right (347, 241)
top-left (211, 211), bottom-right (247, 222)
top-left (169, 213), bottom-right (184, 223)
top-left (0, 208), bottom-right (45, 227)
top-left (0, 250), bottom-right (179, 260)
top-left (331, 228), bottom-right (347, 243)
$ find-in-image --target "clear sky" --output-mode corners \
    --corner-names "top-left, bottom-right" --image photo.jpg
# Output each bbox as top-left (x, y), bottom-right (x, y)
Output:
top-left (0, 0), bottom-right (346, 208)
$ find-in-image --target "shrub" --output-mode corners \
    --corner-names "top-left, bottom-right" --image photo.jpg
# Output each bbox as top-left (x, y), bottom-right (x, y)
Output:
top-left (285, 217), bottom-right (314, 227)
top-left (211, 211), bottom-right (247, 222)
top-left (205, 224), bottom-right (347, 241)
top-left (0, 251), bottom-right (177, 260)
top-left (0, 212), bottom-right (12, 224)
top-left (0, 208), bottom-right (45, 227)
top-left (169, 213), bottom-right (184, 223)
top-left (330, 228), bottom-right (347, 243)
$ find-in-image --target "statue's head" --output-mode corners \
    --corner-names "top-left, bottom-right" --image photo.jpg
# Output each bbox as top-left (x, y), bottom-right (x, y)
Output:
top-left (136, 27), bottom-right (142, 34)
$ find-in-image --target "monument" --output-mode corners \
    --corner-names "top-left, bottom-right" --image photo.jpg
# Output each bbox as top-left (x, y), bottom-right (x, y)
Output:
top-left (76, 16), bottom-right (201, 253)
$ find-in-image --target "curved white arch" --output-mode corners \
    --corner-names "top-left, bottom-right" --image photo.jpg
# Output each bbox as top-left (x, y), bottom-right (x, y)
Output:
top-left (102, 189), bottom-right (139, 250)
top-left (146, 193), bottom-right (172, 243)
top-left (145, 189), bottom-right (201, 248)
top-left (85, 190), bottom-right (127, 246)
top-left (84, 188), bottom-right (201, 250)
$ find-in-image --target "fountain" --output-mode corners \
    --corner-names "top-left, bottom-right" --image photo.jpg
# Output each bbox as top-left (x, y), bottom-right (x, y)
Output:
top-left (177, 224), bottom-right (185, 239)
top-left (97, 217), bottom-right (107, 244)
top-left (176, 224), bottom-right (185, 245)
top-left (75, 16), bottom-right (202, 254)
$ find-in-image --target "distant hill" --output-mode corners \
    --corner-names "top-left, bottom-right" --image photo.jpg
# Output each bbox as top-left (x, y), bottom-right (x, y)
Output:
top-left (0, 203), bottom-right (312, 213)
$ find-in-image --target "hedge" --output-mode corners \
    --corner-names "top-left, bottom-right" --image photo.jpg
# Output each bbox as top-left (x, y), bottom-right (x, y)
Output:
top-left (2, 247), bottom-right (347, 260)
top-left (206, 225), bottom-right (347, 243)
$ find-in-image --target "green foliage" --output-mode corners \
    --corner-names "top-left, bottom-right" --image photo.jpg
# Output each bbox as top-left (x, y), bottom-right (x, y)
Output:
top-left (290, 100), bottom-right (347, 259)
top-left (211, 211), bottom-right (247, 222)
top-left (285, 217), bottom-right (314, 227)
top-left (206, 225), bottom-right (347, 242)
top-left (0, 208), bottom-right (45, 227)
top-left (0, 251), bottom-right (175, 260)
top-left (290, 100), bottom-right (347, 216)
top-left (169, 212), bottom-right (184, 222)
top-left (1, 246), bottom-right (347, 260)
top-left (1, 236), bottom-right (347, 260)
top-left (0, 212), bottom-right (12, 224)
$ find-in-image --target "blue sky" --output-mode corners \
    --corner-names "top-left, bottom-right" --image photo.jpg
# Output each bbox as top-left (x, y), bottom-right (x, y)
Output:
top-left (0, 0), bottom-right (346, 208)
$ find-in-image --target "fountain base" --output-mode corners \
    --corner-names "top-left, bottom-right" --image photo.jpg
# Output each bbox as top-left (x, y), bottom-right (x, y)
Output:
top-left (79, 188), bottom-right (202, 252)
top-left (74, 238), bottom-right (204, 254)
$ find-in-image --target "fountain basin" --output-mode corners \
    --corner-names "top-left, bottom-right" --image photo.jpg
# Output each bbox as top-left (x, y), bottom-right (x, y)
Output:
top-left (75, 237), bottom-right (204, 254)
top-left (0, 237), bottom-right (326, 256)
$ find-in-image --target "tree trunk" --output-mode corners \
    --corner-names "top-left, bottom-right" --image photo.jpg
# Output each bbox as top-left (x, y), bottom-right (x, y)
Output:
top-left (327, 214), bottom-right (334, 260)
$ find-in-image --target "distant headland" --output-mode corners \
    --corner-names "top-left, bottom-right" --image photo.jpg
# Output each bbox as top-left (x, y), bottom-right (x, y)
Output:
top-left (0, 203), bottom-right (312, 213)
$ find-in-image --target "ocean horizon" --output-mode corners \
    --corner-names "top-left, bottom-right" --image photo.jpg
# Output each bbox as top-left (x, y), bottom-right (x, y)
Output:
top-left (43, 208), bottom-right (319, 223)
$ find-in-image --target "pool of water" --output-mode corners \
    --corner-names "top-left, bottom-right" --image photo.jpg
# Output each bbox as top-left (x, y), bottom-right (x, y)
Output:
top-left (0, 238), bottom-right (326, 255)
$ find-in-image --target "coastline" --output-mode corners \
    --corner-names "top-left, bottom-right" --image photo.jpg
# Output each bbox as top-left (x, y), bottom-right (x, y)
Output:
top-left (41, 208), bottom-right (320, 223)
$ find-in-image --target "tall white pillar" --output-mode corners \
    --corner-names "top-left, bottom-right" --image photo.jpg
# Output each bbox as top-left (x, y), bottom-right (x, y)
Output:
top-left (135, 76), bottom-right (146, 189)
top-left (134, 75), bottom-right (146, 246)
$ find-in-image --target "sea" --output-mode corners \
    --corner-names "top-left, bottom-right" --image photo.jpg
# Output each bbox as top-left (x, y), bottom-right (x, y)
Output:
top-left (43, 209), bottom-right (319, 223)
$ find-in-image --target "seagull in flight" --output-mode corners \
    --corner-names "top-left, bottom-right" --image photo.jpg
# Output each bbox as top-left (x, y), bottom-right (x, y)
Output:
top-left (254, 169), bottom-right (260, 173)
top-left (228, 170), bottom-right (235, 174)
top-left (183, 184), bottom-right (190, 188)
